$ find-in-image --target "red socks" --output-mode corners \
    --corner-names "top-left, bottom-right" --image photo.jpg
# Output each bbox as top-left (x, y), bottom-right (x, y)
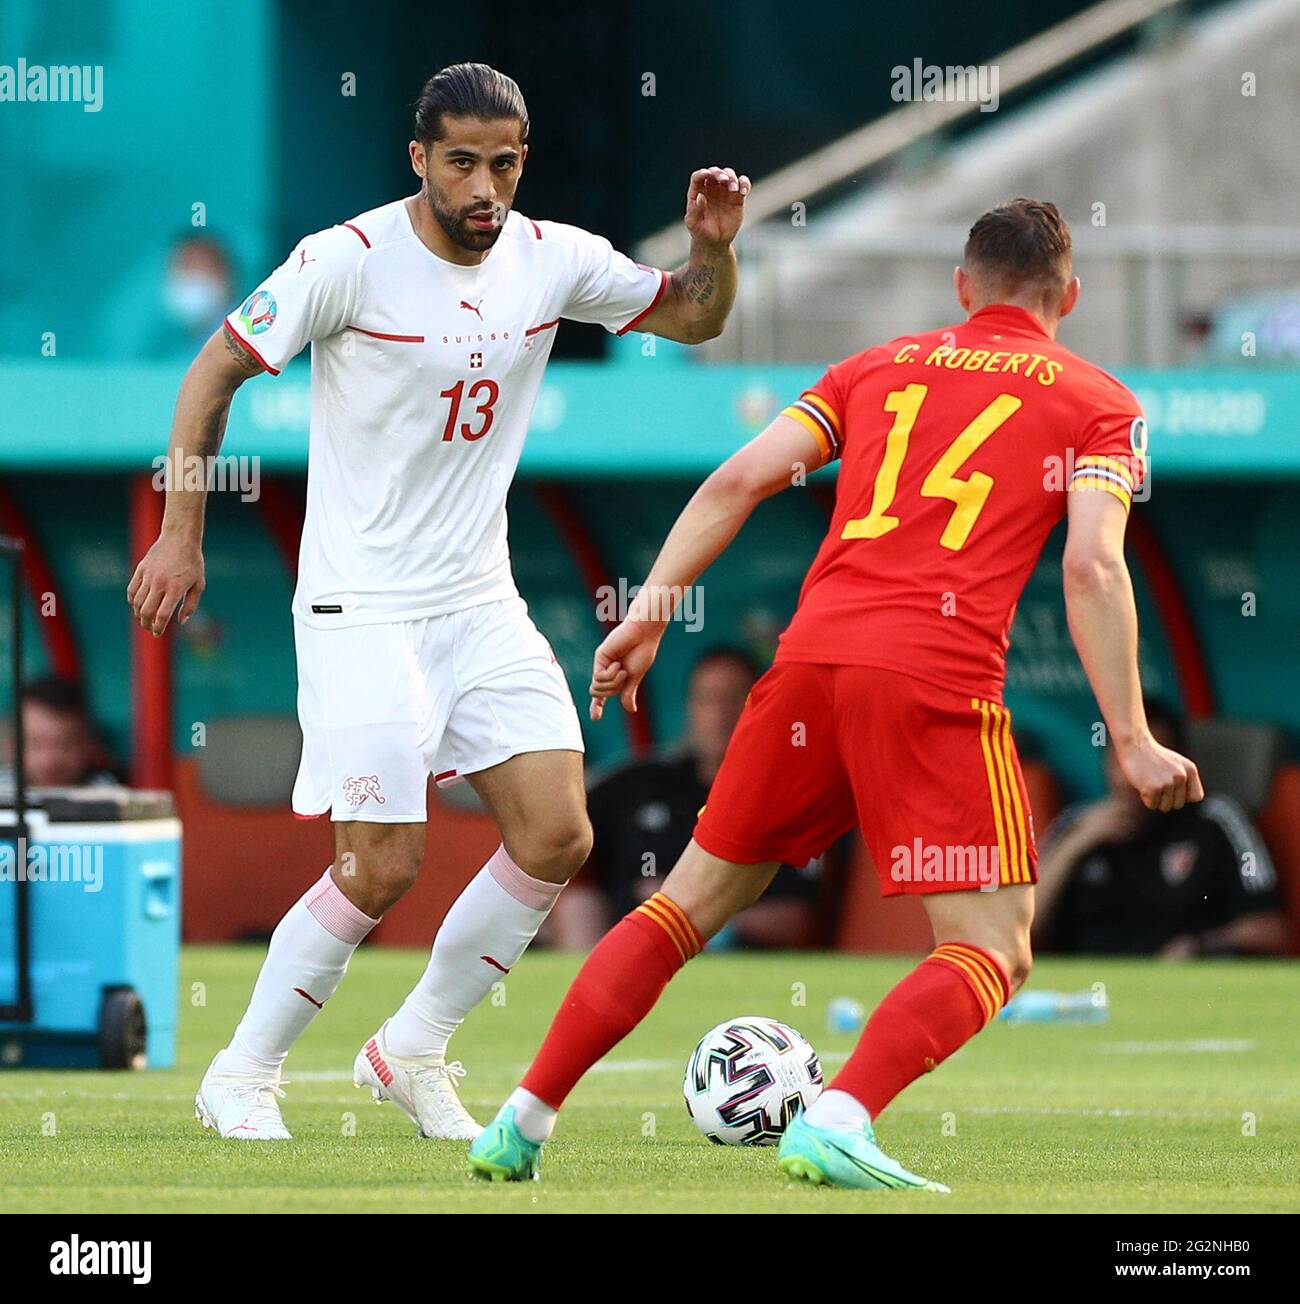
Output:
top-left (522, 892), bottom-right (703, 1109)
top-left (520, 913), bottom-right (1006, 1123)
top-left (831, 943), bottom-right (1010, 1120)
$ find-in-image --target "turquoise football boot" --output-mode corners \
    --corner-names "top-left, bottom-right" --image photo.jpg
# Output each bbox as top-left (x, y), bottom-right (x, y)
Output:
top-left (778, 1112), bottom-right (949, 1192)
top-left (466, 1106), bottom-right (542, 1182)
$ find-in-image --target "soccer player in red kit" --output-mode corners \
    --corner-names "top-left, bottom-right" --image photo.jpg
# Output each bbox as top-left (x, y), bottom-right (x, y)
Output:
top-left (468, 198), bottom-right (1203, 1189)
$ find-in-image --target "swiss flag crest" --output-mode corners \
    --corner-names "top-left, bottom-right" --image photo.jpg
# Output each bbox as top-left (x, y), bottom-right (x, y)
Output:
top-left (469, 351), bottom-right (483, 369)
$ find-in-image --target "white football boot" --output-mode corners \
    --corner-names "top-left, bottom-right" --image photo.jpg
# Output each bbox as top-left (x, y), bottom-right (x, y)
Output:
top-left (353, 1021), bottom-right (483, 1141)
top-left (195, 1054), bottom-right (292, 1140)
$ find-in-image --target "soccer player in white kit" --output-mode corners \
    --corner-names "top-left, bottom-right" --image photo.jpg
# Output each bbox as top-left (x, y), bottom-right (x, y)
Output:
top-left (127, 63), bottom-right (750, 1140)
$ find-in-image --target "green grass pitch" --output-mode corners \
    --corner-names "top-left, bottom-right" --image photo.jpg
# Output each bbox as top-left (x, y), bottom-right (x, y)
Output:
top-left (1, 946), bottom-right (1297, 1213)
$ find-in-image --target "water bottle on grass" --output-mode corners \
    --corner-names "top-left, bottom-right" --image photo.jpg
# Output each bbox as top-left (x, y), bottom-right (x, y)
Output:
top-left (998, 987), bottom-right (1108, 1023)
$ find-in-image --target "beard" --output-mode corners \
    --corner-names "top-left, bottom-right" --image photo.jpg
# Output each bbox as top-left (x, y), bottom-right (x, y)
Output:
top-left (424, 182), bottom-right (506, 253)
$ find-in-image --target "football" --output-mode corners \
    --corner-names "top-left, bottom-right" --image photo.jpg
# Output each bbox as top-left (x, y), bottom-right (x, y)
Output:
top-left (683, 1016), bottom-right (824, 1146)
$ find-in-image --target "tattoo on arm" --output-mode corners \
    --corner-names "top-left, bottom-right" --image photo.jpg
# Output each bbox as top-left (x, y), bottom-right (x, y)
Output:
top-left (677, 262), bottom-right (717, 308)
top-left (222, 321), bottom-right (266, 376)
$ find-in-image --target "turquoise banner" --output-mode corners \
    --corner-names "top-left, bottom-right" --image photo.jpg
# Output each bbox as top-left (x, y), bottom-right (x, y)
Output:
top-left (1, 361), bottom-right (1297, 478)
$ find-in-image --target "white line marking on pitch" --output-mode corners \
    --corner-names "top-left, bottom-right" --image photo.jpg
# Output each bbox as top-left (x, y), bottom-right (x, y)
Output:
top-left (907, 1104), bottom-right (1224, 1119)
top-left (1095, 1039), bottom-right (1255, 1054)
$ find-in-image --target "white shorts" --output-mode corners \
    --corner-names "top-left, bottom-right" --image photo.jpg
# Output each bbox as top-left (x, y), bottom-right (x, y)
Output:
top-left (291, 596), bottom-right (584, 823)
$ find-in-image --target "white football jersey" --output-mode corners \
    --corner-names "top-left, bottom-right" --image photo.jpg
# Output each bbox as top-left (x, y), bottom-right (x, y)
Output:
top-left (224, 198), bottom-right (667, 628)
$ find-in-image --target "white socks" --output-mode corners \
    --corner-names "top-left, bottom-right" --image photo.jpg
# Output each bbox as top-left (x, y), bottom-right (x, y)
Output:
top-left (384, 845), bottom-right (564, 1061)
top-left (213, 847), bottom-right (562, 1077)
top-left (505, 1087), bottom-right (558, 1143)
top-left (215, 868), bottom-right (379, 1078)
top-left (803, 1088), bottom-right (871, 1132)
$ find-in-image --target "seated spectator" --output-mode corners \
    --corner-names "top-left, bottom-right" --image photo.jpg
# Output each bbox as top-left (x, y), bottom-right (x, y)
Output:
top-left (1033, 701), bottom-right (1290, 958)
top-left (548, 646), bottom-right (822, 950)
top-left (2, 675), bottom-right (124, 788)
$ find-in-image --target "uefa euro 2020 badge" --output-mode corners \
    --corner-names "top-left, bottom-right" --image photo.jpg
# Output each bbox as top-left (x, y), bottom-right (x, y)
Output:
top-left (238, 289), bottom-right (277, 336)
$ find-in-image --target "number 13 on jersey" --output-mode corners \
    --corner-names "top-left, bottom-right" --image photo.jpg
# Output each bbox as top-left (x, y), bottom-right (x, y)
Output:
top-left (440, 378), bottom-right (500, 442)
top-left (842, 384), bottom-right (1022, 551)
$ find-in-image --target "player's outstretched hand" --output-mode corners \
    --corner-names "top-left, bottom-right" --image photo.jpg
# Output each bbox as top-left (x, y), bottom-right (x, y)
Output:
top-left (1116, 736), bottom-right (1205, 812)
top-left (684, 166), bottom-right (751, 248)
top-left (127, 533), bottom-right (205, 637)
top-left (589, 620), bottom-right (664, 721)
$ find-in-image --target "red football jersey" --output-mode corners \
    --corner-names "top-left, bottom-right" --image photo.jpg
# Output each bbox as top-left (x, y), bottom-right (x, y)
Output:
top-left (777, 304), bottom-right (1146, 699)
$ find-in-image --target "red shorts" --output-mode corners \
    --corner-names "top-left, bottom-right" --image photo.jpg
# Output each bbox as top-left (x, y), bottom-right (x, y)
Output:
top-left (694, 662), bottom-right (1038, 896)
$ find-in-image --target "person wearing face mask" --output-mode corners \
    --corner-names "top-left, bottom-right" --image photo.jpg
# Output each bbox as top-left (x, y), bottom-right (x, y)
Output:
top-left (154, 236), bottom-right (235, 358)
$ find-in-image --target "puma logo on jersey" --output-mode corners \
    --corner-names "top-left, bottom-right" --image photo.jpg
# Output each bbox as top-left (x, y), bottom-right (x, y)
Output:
top-left (342, 775), bottom-right (386, 807)
top-left (459, 298), bottom-right (484, 319)
top-left (297, 248), bottom-right (317, 272)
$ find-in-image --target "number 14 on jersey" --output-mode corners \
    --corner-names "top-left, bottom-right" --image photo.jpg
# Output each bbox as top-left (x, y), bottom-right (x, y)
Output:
top-left (842, 384), bottom-right (1022, 551)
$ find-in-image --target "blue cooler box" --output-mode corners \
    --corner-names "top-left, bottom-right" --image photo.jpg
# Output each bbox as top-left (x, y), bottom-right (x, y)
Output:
top-left (0, 788), bottom-right (181, 1069)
